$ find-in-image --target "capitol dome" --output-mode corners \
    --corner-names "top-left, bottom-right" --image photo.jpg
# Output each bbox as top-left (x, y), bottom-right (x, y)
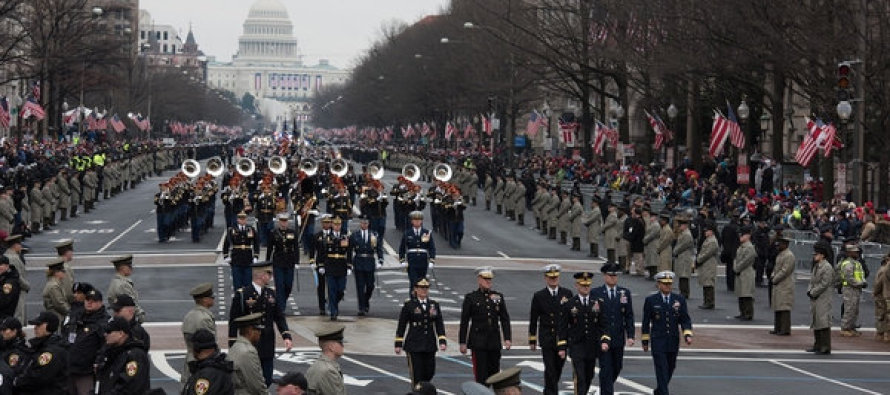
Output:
top-left (247, 0), bottom-right (289, 20)
top-left (236, 0), bottom-right (300, 65)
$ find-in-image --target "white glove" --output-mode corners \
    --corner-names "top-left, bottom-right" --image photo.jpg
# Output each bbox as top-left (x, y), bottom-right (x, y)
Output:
top-left (347, 269), bottom-right (352, 276)
top-left (455, 201), bottom-right (462, 206)
top-left (318, 268), bottom-right (326, 275)
top-left (310, 263), bottom-right (317, 270)
top-left (320, 188), bottom-right (327, 195)
top-left (434, 199), bottom-right (441, 204)
top-left (377, 260), bottom-right (384, 268)
top-left (309, 210), bottom-right (320, 216)
top-left (252, 257), bottom-right (258, 264)
top-left (400, 261), bottom-right (408, 267)
top-left (428, 261), bottom-right (434, 269)
top-left (224, 257), bottom-right (231, 264)
top-left (381, 195), bottom-right (388, 200)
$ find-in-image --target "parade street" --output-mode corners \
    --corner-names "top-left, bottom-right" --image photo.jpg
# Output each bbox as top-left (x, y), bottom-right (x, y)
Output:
top-left (16, 167), bottom-right (890, 394)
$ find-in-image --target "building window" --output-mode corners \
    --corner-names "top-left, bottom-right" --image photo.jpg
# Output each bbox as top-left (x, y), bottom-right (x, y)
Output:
top-left (140, 31), bottom-right (144, 39)
top-left (156, 31), bottom-right (160, 40)
top-left (163, 44), bottom-right (167, 53)
top-left (163, 31), bottom-right (168, 40)
top-left (172, 45), bottom-right (176, 53)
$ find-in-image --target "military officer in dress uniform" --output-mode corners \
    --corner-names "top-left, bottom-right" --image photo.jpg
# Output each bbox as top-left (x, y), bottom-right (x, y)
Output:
top-left (42, 258), bottom-right (69, 323)
top-left (181, 283), bottom-right (217, 385)
top-left (351, 216), bottom-right (383, 316)
top-left (399, 211), bottom-right (436, 292)
top-left (224, 212), bottom-right (261, 291)
top-left (557, 271), bottom-right (609, 395)
top-left (696, 222), bottom-right (719, 309)
top-left (593, 263), bottom-right (636, 395)
top-left (459, 267), bottom-right (512, 384)
top-left (395, 278), bottom-right (447, 389)
top-left (322, 217), bottom-right (352, 320)
top-left (106, 255), bottom-right (145, 322)
top-left (327, 182), bottom-right (353, 230)
top-left (673, 216), bottom-right (694, 299)
top-left (307, 324), bottom-right (346, 395)
top-left (528, 264), bottom-right (572, 395)
top-left (309, 215), bottom-right (334, 315)
top-left (734, 225), bottom-right (757, 321)
top-left (182, 329), bottom-right (234, 395)
top-left (807, 242), bottom-right (834, 355)
top-left (266, 213), bottom-right (300, 314)
top-left (770, 235), bottom-right (795, 336)
top-left (228, 312), bottom-right (267, 394)
top-left (55, 240), bottom-right (76, 304)
top-left (641, 271), bottom-right (693, 395)
top-left (228, 261), bottom-right (294, 385)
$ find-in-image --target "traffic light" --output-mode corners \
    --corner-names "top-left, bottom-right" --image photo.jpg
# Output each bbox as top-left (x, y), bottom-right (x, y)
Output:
top-left (837, 61), bottom-right (853, 101)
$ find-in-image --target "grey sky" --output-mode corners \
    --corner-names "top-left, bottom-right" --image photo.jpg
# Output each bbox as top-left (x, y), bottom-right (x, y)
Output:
top-left (141, 0), bottom-right (451, 69)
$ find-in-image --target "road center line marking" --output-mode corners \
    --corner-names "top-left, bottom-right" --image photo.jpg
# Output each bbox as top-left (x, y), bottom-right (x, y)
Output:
top-left (769, 359), bottom-right (882, 394)
top-left (97, 219), bottom-right (143, 253)
top-left (339, 355), bottom-right (458, 395)
top-left (150, 351), bottom-right (181, 382)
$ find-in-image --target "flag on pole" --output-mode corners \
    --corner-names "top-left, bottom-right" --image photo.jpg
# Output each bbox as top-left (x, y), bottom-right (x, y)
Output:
top-left (593, 121), bottom-right (608, 155)
top-left (726, 101), bottom-right (746, 148)
top-left (526, 110), bottom-right (546, 138)
top-left (482, 115), bottom-right (492, 135)
top-left (32, 81), bottom-right (40, 101)
top-left (709, 111), bottom-right (731, 157)
top-left (445, 122), bottom-right (455, 140)
top-left (795, 117), bottom-right (822, 167)
top-left (0, 97), bottom-right (10, 128)
top-left (558, 119), bottom-right (578, 147)
top-left (21, 99), bottom-right (45, 121)
top-left (815, 119), bottom-right (842, 157)
top-left (110, 114), bottom-right (126, 133)
top-left (645, 110), bottom-right (673, 149)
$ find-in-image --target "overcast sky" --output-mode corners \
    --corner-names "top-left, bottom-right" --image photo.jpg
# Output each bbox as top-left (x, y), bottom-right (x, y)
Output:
top-left (141, 0), bottom-right (450, 69)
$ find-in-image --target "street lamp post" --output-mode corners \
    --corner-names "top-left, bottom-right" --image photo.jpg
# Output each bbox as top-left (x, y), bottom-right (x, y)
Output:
top-left (667, 103), bottom-right (678, 167)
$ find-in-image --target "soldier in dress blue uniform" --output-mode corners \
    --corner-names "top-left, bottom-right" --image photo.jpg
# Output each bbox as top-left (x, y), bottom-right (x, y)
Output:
top-left (641, 271), bottom-right (693, 395)
top-left (528, 264), bottom-right (573, 395)
top-left (395, 278), bottom-right (447, 390)
top-left (360, 180), bottom-right (388, 241)
top-left (322, 216), bottom-right (352, 320)
top-left (228, 261), bottom-right (294, 386)
top-left (350, 216), bottom-right (383, 316)
top-left (222, 211), bottom-right (260, 290)
top-left (458, 266), bottom-right (512, 385)
top-left (593, 262), bottom-right (636, 395)
top-left (399, 211), bottom-right (436, 292)
top-left (266, 213), bottom-right (299, 314)
top-left (254, 184), bottom-right (277, 247)
top-left (557, 271), bottom-right (609, 395)
top-left (327, 182), bottom-right (353, 231)
top-left (309, 215), bottom-right (333, 315)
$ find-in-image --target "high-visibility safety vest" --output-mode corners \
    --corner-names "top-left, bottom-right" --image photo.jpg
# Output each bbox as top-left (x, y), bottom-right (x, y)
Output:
top-left (93, 153), bottom-right (105, 166)
top-left (839, 258), bottom-right (865, 287)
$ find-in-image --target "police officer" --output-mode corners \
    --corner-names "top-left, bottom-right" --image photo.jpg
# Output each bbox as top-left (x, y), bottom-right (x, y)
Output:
top-left (266, 213), bottom-right (300, 314)
top-left (228, 261), bottom-right (293, 385)
top-left (307, 324), bottom-right (346, 395)
top-left (110, 295), bottom-right (151, 350)
top-left (62, 288), bottom-right (109, 395)
top-left (182, 328), bottom-right (235, 395)
top-left (593, 262), bottom-right (636, 395)
top-left (528, 264), bottom-right (572, 395)
top-left (458, 267), bottom-right (512, 384)
top-left (557, 271), bottom-right (608, 395)
top-left (399, 211), bottom-right (436, 292)
top-left (350, 216), bottom-right (383, 315)
top-left (0, 317), bottom-right (26, 376)
top-left (14, 311), bottom-right (69, 393)
top-left (309, 215), bottom-right (334, 315)
top-left (641, 271), bottom-right (693, 395)
top-left (395, 278), bottom-right (447, 389)
top-left (223, 212), bottom-right (261, 290)
top-left (0, 256), bottom-right (21, 320)
top-left (181, 283), bottom-right (217, 385)
top-left (228, 312), bottom-right (267, 394)
top-left (96, 316), bottom-right (150, 394)
top-left (322, 216), bottom-right (351, 320)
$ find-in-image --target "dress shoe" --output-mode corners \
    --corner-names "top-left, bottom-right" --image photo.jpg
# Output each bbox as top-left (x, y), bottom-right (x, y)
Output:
top-left (805, 347), bottom-right (818, 353)
top-left (814, 350), bottom-right (831, 355)
top-left (698, 305), bottom-right (714, 310)
top-left (318, 310), bottom-right (327, 316)
top-left (769, 330), bottom-right (778, 335)
top-left (775, 332), bottom-right (791, 336)
top-left (330, 315), bottom-right (338, 321)
top-left (357, 311), bottom-right (366, 316)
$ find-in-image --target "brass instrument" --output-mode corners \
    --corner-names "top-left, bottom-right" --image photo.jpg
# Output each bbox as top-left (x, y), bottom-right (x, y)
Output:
top-left (206, 157), bottom-right (224, 177)
top-left (402, 163), bottom-right (421, 182)
top-left (182, 159), bottom-right (201, 178)
top-left (300, 158), bottom-right (318, 176)
top-left (236, 157), bottom-right (255, 177)
top-left (368, 160), bottom-right (385, 180)
top-left (298, 195), bottom-right (318, 239)
top-left (433, 163), bottom-right (452, 182)
top-left (269, 155), bottom-right (287, 175)
top-left (330, 158), bottom-right (348, 177)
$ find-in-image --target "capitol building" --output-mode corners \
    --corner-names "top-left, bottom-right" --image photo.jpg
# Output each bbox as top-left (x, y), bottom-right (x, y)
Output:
top-left (206, 0), bottom-right (350, 129)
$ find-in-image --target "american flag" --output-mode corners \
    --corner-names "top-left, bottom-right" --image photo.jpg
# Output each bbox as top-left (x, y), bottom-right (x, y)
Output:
top-left (709, 111), bottom-right (731, 157)
top-left (726, 102), bottom-right (745, 148)
top-left (815, 119), bottom-right (842, 157)
top-left (0, 97), bottom-right (10, 128)
top-left (795, 117), bottom-right (823, 167)
top-left (464, 123), bottom-right (475, 139)
top-left (88, 113), bottom-right (99, 130)
top-left (110, 114), bottom-right (126, 133)
top-left (593, 121), bottom-right (608, 155)
top-left (32, 81), bottom-right (40, 101)
top-left (645, 110), bottom-right (672, 150)
top-left (21, 99), bottom-right (45, 121)
top-left (445, 122), bottom-right (455, 140)
top-left (421, 122), bottom-right (432, 136)
top-left (482, 114), bottom-right (492, 135)
top-left (97, 116), bottom-right (107, 131)
top-left (526, 110), bottom-right (547, 138)
top-left (558, 119), bottom-right (578, 147)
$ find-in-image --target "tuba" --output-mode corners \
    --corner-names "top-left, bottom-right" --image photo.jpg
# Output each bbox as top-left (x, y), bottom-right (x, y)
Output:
top-left (433, 163), bottom-right (452, 182)
top-left (300, 158), bottom-right (318, 177)
top-left (330, 158), bottom-right (348, 177)
top-left (401, 163), bottom-right (421, 182)
top-left (268, 155), bottom-right (287, 175)
top-left (182, 159), bottom-right (201, 179)
top-left (236, 157), bottom-right (255, 177)
top-left (367, 160), bottom-right (385, 180)
top-left (206, 157), bottom-right (224, 177)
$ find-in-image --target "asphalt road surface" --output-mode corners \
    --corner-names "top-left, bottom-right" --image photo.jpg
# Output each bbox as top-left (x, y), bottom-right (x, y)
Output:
top-left (15, 165), bottom-right (890, 394)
